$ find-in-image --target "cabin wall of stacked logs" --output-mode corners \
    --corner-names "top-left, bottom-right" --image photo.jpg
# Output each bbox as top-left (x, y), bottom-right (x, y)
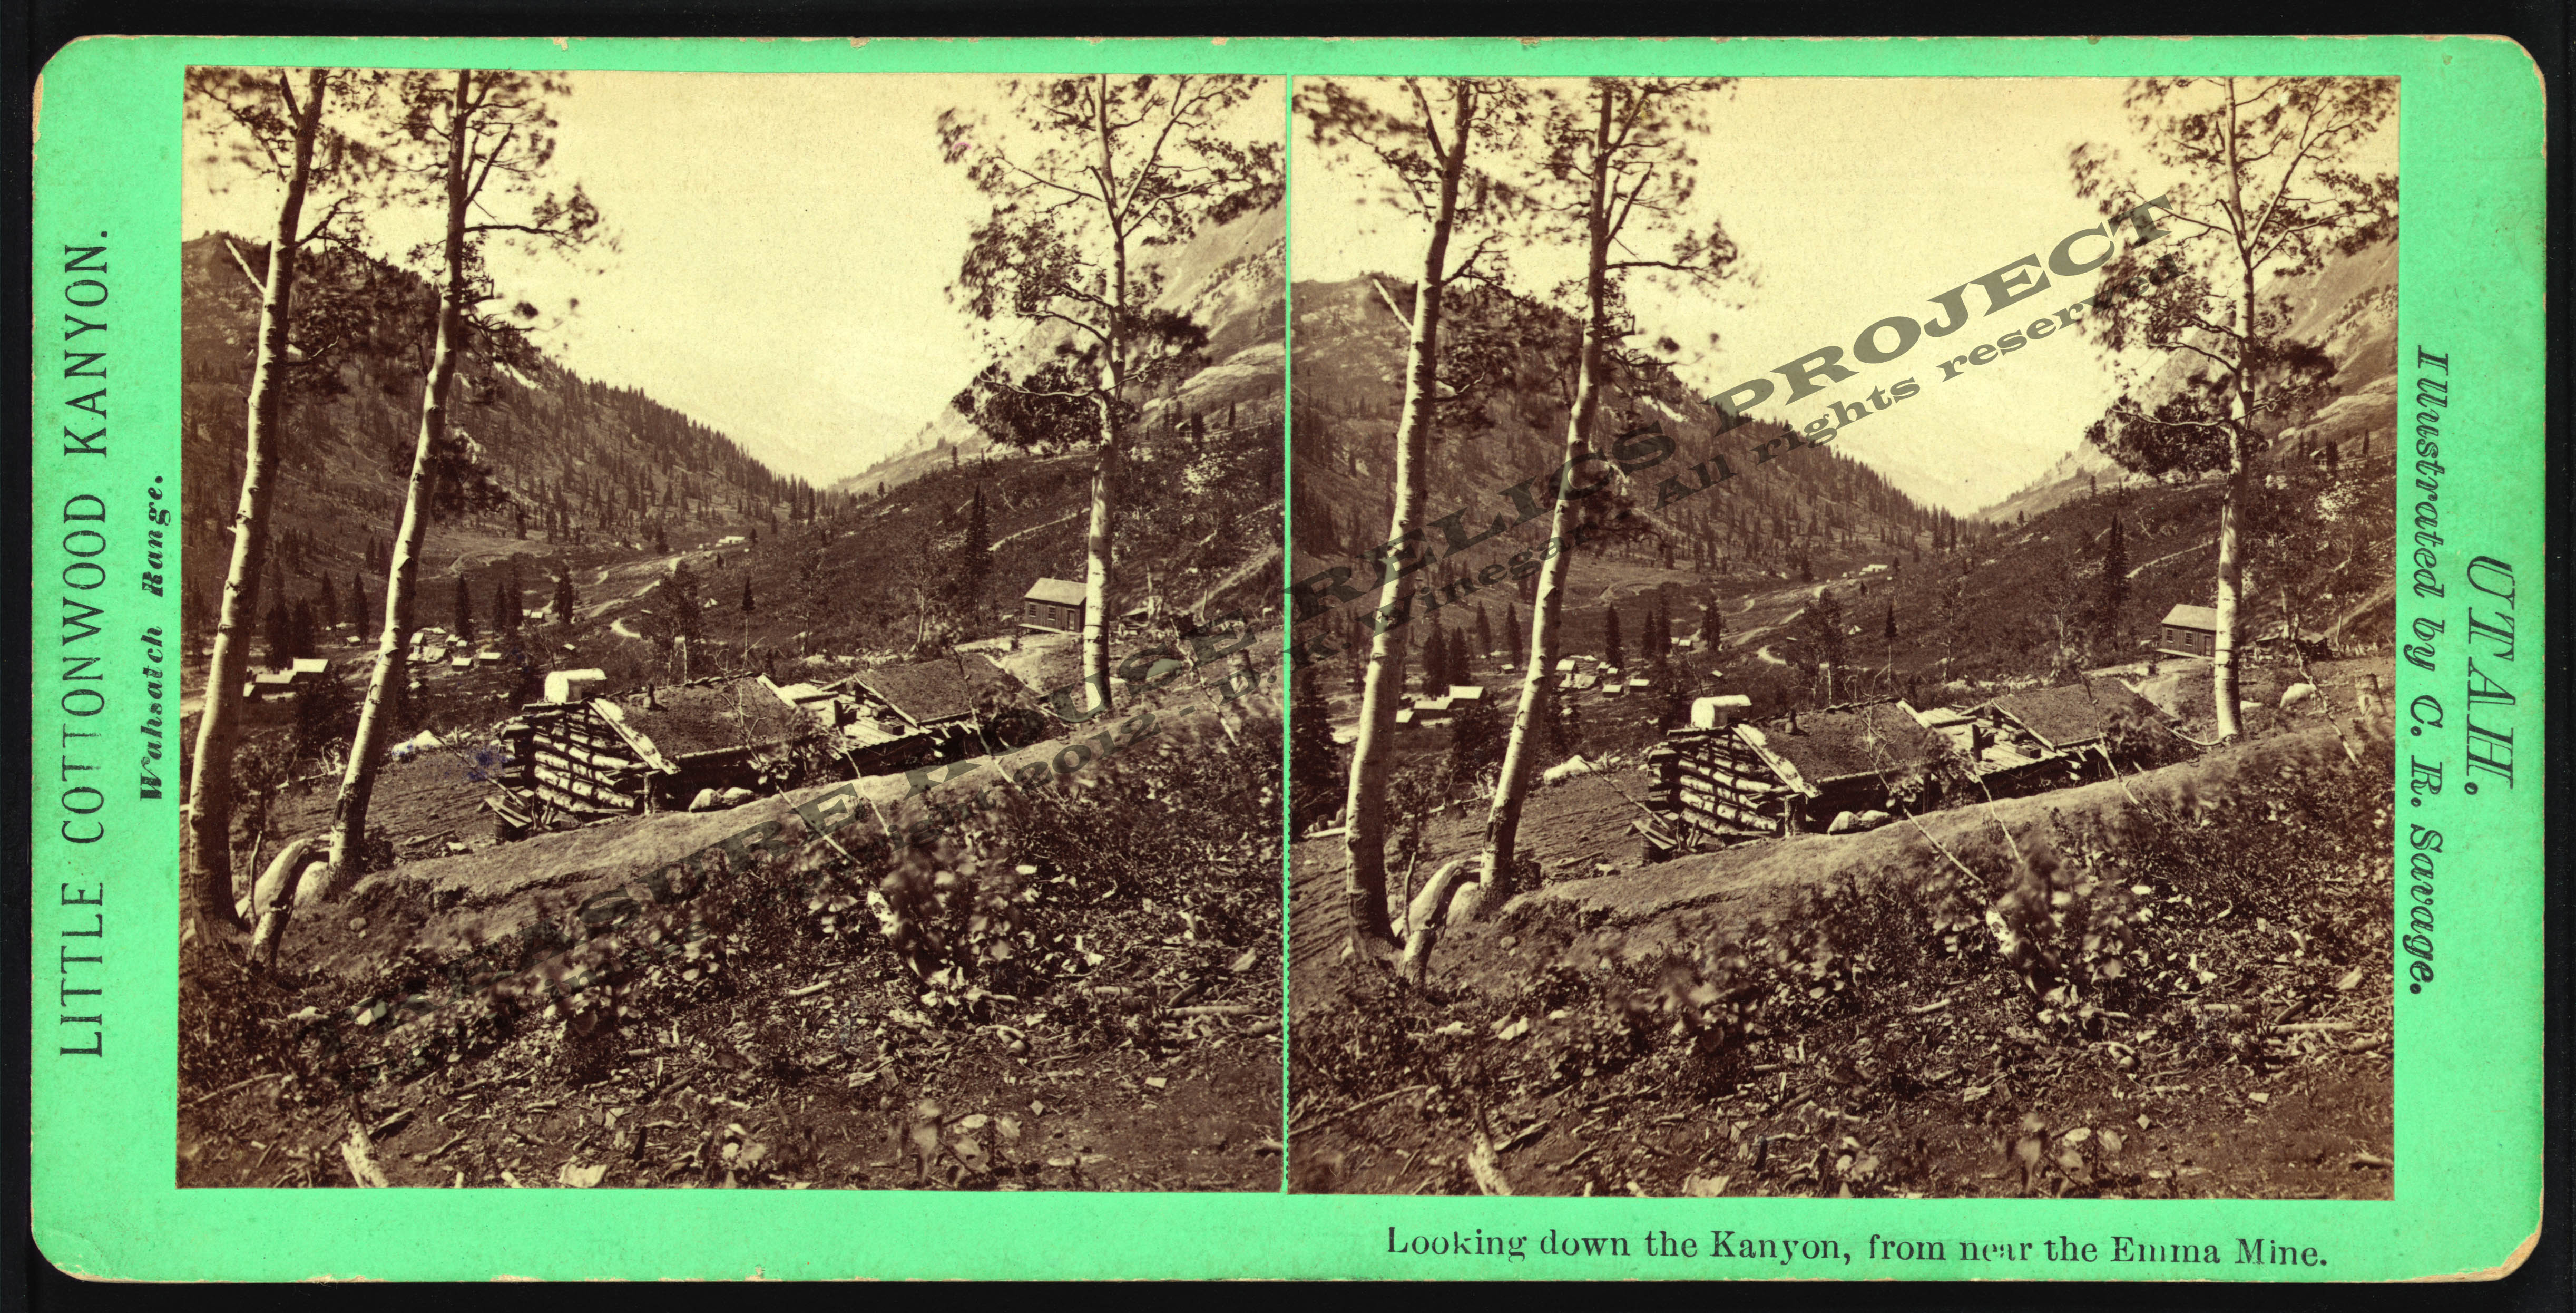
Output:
top-left (1641, 707), bottom-right (2131, 861)
top-left (513, 706), bottom-right (648, 818)
top-left (1644, 727), bottom-right (1789, 859)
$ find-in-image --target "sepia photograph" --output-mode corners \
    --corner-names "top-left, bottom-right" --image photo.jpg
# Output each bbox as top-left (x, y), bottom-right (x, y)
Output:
top-left (174, 67), bottom-right (1288, 1190)
top-left (1285, 75), bottom-right (2401, 1200)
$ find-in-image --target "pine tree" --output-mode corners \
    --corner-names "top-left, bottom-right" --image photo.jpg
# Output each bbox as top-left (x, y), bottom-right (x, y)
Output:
top-left (1884, 600), bottom-right (1897, 641)
top-left (961, 486), bottom-right (992, 592)
top-left (1289, 667), bottom-right (1344, 829)
top-left (318, 573), bottom-right (339, 629)
top-left (1447, 693), bottom-right (1501, 785)
top-left (554, 572), bottom-right (577, 626)
top-left (1603, 605), bottom-right (1624, 670)
top-left (350, 573), bottom-right (369, 629)
top-left (263, 598), bottom-right (292, 667)
top-left (1703, 600), bottom-right (1721, 651)
top-left (1447, 628), bottom-right (1471, 689)
top-left (1653, 657), bottom-right (1690, 732)
top-left (288, 600), bottom-right (317, 660)
top-left (663, 561), bottom-right (704, 645)
top-left (741, 575), bottom-right (755, 612)
top-left (1473, 602), bottom-right (1492, 660)
top-left (453, 576), bottom-right (475, 648)
top-left (1506, 604), bottom-right (1525, 670)
top-left (491, 568), bottom-right (513, 634)
top-left (2098, 514), bottom-right (2131, 629)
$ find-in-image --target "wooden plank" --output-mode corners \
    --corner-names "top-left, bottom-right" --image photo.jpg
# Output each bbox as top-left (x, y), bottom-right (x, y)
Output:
top-left (533, 771), bottom-right (634, 812)
top-left (533, 763), bottom-right (644, 809)
top-left (533, 740), bottom-right (643, 772)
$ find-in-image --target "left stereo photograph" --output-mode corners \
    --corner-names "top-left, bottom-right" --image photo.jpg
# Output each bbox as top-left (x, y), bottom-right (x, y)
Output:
top-left (174, 69), bottom-right (1288, 1191)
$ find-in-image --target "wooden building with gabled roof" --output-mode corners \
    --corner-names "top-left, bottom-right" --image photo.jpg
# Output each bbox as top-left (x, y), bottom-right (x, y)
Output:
top-left (1734, 701), bottom-right (1954, 830)
top-left (520, 675), bottom-right (826, 816)
top-left (1981, 677), bottom-right (2164, 756)
top-left (830, 653), bottom-right (1045, 774)
top-left (1646, 699), bottom-right (1956, 852)
top-left (2158, 604), bottom-right (2220, 659)
top-left (1022, 577), bottom-right (1087, 634)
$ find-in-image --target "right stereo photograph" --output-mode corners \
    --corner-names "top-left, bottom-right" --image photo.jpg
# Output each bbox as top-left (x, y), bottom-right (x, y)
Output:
top-left (1286, 74), bottom-right (2399, 1200)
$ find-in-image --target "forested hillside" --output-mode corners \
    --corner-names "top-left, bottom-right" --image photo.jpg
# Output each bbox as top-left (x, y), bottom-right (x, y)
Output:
top-left (179, 233), bottom-right (830, 647)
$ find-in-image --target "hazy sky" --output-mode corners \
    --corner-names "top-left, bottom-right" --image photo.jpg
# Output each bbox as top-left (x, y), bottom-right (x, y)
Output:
top-left (187, 73), bottom-right (2388, 511)
top-left (1293, 77), bottom-right (2396, 514)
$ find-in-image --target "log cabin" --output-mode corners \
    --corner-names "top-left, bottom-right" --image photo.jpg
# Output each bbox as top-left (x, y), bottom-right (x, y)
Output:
top-left (521, 675), bottom-right (821, 816)
top-left (1967, 676), bottom-right (2168, 794)
top-left (1645, 699), bottom-right (1953, 855)
top-left (831, 653), bottom-right (1044, 775)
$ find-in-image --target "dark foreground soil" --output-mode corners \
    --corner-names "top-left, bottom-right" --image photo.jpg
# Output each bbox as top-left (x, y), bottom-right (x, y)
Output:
top-left (1290, 716), bottom-right (2396, 1200)
top-left (181, 992), bottom-right (1279, 1190)
top-left (181, 707), bottom-right (1285, 1191)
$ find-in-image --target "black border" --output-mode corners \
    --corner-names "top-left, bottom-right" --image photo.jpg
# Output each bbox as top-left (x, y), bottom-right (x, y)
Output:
top-left (12, 1), bottom-right (2565, 1308)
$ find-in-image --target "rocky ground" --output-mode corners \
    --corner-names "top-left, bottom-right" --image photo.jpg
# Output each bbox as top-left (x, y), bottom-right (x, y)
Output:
top-left (1289, 711), bottom-right (2396, 1200)
top-left (181, 702), bottom-right (1285, 1192)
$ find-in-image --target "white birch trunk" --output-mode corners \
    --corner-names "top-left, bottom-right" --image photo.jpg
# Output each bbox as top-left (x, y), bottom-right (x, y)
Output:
top-left (183, 69), bottom-right (328, 939)
top-left (1341, 87), bottom-right (1471, 963)
top-left (1476, 87), bottom-right (1615, 914)
top-left (318, 70), bottom-right (472, 897)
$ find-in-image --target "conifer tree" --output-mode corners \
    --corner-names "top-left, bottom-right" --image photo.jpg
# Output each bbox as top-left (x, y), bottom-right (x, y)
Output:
top-left (1603, 604), bottom-right (1624, 670)
top-left (263, 598), bottom-right (293, 667)
top-left (961, 485), bottom-right (992, 595)
top-left (453, 576), bottom-right (476, 647)
top-left (1289, 667), bottom-right (1344, 830)
top-left (2098, 514), bottom-right (2131, 631)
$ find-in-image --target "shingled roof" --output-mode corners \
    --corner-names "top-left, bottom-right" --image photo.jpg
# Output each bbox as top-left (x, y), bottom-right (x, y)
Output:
top-left (844, 655), bottom-right (1029, 727)
top-left (1985, 678), bottom-right (2164, 752)
top-left (2161, 603), bottom-right (2219, 632)
top-left (1737, 702), bottom-right (1950, 793)
top-left (1025, 578), bottom-right (1086, 607)
top-left (599, 678), bottom-right (811, 767)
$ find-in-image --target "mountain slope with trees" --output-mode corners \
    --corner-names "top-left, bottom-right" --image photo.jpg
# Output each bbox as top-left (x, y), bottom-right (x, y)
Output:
top-left (180, 233), bottom-right (819, 650)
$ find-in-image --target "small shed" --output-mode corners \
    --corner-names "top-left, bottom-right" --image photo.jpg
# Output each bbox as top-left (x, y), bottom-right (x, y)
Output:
top-left (2158, 604), bottom-right (2219, 659)
top-left (836, 654), bottom-right (1042, 773)
top-left (1980, 677), bottom-right (2165, 756)
top-left (1023, 578), bottom-right (1087, 633)
top-left (1903, 701), bottom-right (1980, 755)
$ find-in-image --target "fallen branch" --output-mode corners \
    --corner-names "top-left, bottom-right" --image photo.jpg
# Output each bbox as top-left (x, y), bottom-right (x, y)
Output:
top-left (1288, 1082), bottom-right (1435, 1136)
top-left (183, 1071), bottom-right (288, 1108)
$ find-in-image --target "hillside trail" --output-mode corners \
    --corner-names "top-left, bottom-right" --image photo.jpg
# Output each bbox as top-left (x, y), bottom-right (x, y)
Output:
top-left (1190, 539), bottom-right (1281, 616)
top-left (991, 510), bottom-right (1082, 552)
top-left (2129, 536), bottom-right (2218, 579)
